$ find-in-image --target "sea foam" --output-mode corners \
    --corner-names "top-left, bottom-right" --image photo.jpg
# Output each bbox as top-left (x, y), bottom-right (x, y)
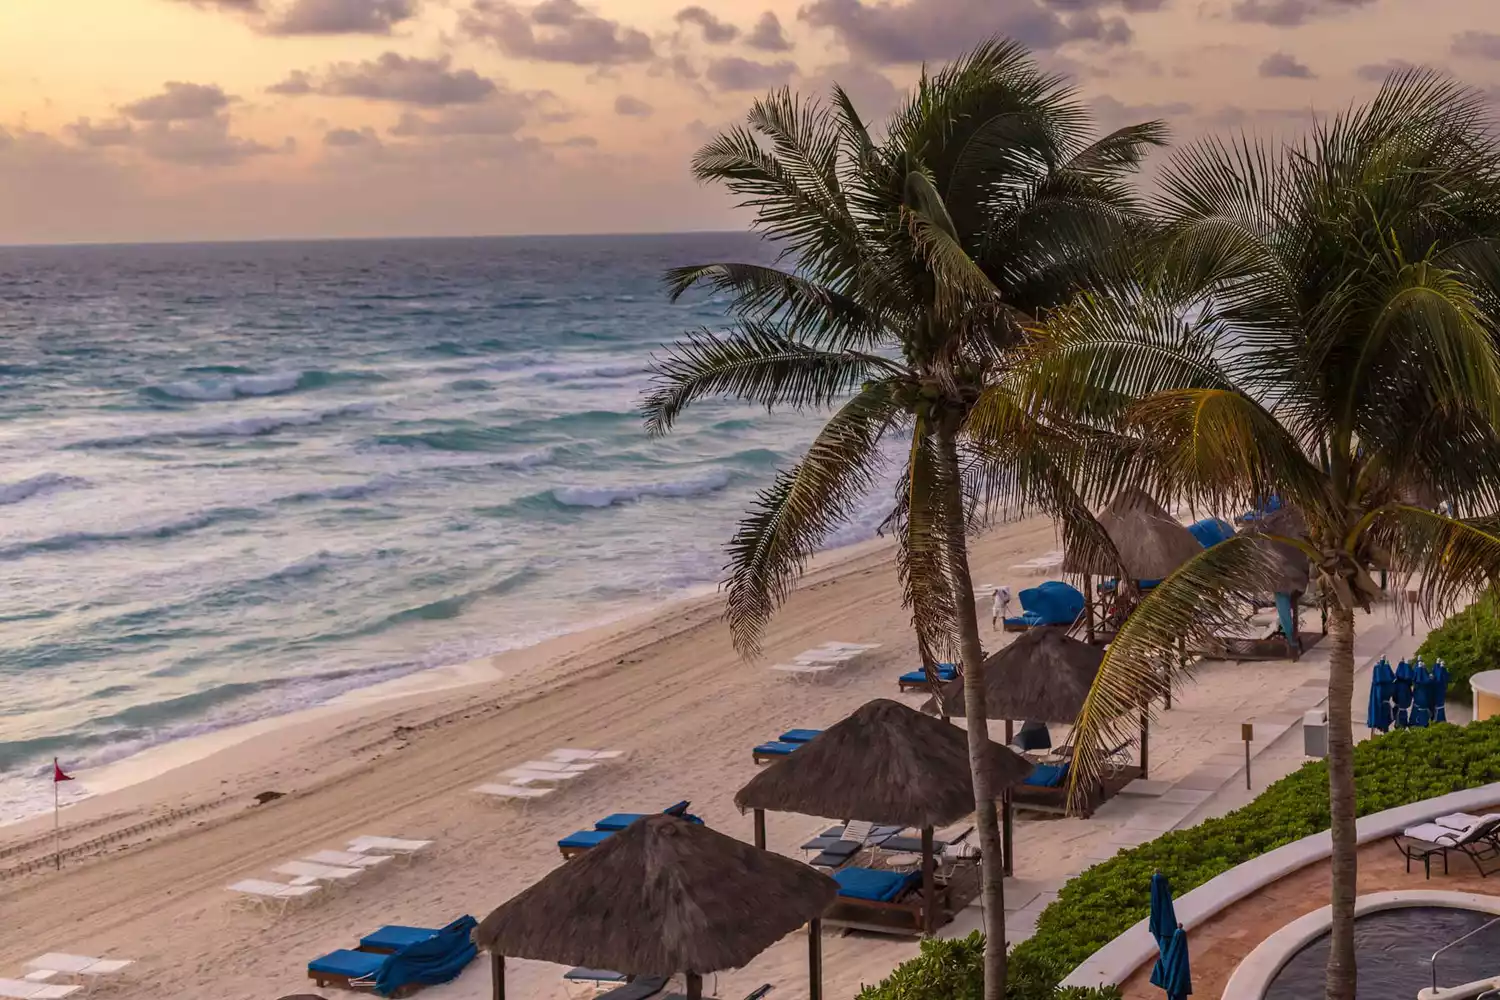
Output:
top-left (552, 468), bottom-right (732, 508)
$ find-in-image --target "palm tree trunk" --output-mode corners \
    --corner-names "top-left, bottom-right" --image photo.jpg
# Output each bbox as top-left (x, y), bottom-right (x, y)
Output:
top-left (936, 423), bottom-right (1007, 999)
top-left (1324, 605), bottom-right (1357, 1000)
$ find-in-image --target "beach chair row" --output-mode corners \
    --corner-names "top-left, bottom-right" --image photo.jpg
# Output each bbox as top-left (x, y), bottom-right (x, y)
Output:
top-left (0, 954), bottom-right (133, 1000)
top-left (306, 915), bottom-right (478, 996)
top-left (473, 747), bottom-right (625, 804)
top-left (227, 835), bottom-right (431, 914)
top-left (555, 802), bottom-right (703, 859)
top-left (770, 641), bottom-right (880, 678)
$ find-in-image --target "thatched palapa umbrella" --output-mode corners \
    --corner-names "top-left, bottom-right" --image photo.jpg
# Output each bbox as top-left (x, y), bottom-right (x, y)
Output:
top-left (1064, 488), bottom-right (1202, 644)
top-left (476, 814), bottom-right (837, 1000)
top-left (735, 698), bottom-right (1032, 934)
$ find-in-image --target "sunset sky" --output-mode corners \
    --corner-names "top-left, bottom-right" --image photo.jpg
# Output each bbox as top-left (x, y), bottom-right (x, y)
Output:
top-left (0, 0), bottom-right (1495, 244)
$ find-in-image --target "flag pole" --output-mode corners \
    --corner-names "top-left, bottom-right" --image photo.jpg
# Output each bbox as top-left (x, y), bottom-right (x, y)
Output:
top-left (54, 757), bottom-right (61, 871)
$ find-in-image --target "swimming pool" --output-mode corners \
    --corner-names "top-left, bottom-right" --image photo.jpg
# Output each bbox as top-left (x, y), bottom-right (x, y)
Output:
top-left (1264, 907), bottom-right (1500, 999)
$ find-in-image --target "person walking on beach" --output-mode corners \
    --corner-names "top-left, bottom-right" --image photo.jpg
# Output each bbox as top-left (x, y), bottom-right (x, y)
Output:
top-left (991, 585), bottom-right (1011, 630)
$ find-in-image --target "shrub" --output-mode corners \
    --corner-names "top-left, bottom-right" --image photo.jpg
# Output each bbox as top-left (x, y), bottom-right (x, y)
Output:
top-left (852, 933), bottom-right (1122, 1000)
top-left (1416, 594), bottom-right (1500, 706)
top-left (862, 718), bottom-right (1500, 998)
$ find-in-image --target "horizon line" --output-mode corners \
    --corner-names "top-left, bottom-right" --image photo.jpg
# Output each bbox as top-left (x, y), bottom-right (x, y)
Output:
top-left (0, 227), bottom-right (748, 251)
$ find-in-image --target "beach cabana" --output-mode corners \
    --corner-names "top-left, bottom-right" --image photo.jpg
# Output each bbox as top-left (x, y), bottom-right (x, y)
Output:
top-left (735, 698), bottom-right (1032, 936)
top-left (475, 814), bottom-right (837, 1000)
top-left (1195, 505), bottom-right (1323, 661)
top-left (925, 628), bottom-right (1148, 832)
top-left (1064, 489), bottom-right (1202, 645)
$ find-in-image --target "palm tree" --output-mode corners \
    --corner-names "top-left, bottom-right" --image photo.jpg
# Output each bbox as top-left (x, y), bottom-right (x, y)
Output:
top-left (1003, 70), bottom-right (1500, 1000)
top-left (640, 39), bottom-right (1163, 997)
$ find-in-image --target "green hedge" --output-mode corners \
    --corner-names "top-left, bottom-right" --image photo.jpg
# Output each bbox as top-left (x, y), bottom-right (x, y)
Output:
top-left (1012, 718), bottom-right (1500, 987)
top-left (1417, 594), bottom-right (1500, 707)
top-left (859, 718), bottom-right (1500, 998)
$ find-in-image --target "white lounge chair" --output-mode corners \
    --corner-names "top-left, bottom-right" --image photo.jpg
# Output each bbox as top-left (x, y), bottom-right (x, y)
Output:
top-left (273, 860), bottom-right (365, 885)
top-left (548, 748), bottom-right (625, 762)
top-left (792, 650), bottom-right (861, 665)
top-left (474, 783), bottom-right (555, 803)
top-left (505, 768), bottom-right (588, 784)
top-left (0, 979), bottom-right (79, 1000)
top-left (22, 956), bottom-right (131, 994)
top-left (303, 849), bottom-right (393, 869)
top-left (346, 836), bottom-right (431, 858)
top-left (226, 879), bottom-right (320, 914)
top-left (771, 663), bottom-right (835, 678)
top-left (510, 760), bottom-right (596, 773)
top-left (817, 641), bottom-right (880, 652)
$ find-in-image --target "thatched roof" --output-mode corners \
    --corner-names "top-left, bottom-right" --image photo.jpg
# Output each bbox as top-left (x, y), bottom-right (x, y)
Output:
top-left (474, 814), bottom-right (836, 975)
top-left (734, 699), bottom-right (1034, 828)
top-left (923, 627), bottom-right (1102, 722)
top-left (1237, 505), bottom-right (1312, 592)
top-left (1064, 488), bottom-right (1203, 580)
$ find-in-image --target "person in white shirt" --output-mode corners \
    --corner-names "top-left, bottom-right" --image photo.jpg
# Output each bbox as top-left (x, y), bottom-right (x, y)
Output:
top-left (991, 585), bottom-right (1012, 629)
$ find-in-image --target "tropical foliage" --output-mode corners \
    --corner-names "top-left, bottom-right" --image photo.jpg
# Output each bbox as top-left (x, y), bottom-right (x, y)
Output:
top-left (994, 70), bottom-right (1500, 999)
top-left (1416, 594), bottom-right (1500, 705)
top-left (1010, 718), bottom-right (1500, 986)
top-left (853, 933), bottom-right (1123, 1000)
top-left (642, 38), bottom-right (1162, 997)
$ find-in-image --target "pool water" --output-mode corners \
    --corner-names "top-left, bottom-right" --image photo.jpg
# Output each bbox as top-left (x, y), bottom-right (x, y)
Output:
top-left (1265, 907), bottom-right (1500, 999)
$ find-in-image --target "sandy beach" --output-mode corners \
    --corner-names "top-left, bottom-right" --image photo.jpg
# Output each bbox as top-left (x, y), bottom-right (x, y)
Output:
top-left (0, 516), bottom-right (1391, 1000)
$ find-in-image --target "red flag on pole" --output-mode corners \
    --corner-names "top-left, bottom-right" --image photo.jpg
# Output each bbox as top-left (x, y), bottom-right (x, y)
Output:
top-left (53, 759), bottom-right (73, 783)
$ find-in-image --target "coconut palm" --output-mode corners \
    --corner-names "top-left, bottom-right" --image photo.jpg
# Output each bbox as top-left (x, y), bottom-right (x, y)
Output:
top-left (639, 39), bottom-right (1163, 997)
top-left (1002, 70), bottom-right (1500, 1000)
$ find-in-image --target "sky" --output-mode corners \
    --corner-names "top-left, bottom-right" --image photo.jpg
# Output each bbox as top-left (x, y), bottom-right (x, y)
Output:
top-left (0, 0), bottom-right (1496, 244)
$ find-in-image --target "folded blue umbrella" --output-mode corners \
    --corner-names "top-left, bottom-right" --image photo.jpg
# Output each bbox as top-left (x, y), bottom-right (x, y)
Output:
top-left (1411, 661), bottom-right (1435, 728)
top-left (1366, 657), bottom-right (1394, 733)
top-left (1393, 659), bottom-right (1415, 728)
top-left (1148, 872), bottom-right (1177, 952)
top-left (1150, 925), bottom-right (1192, 1000)
top-left (1433, 660), bottom-right (1451, 723)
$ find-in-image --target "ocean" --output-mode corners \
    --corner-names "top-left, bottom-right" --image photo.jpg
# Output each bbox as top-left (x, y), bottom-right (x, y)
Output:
top-left (0, 233), bottom-right (895, 823)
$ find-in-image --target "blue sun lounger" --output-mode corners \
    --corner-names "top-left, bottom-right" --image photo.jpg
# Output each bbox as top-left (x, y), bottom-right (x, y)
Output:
top-left (561, 803), bottom-right (702, 857)
top-left (559, 829), bottom-right (614, 858)
top-left (752, 741), bottom-right (801, 764)
top-left (779, 728), bottom-right (821, 743)
top-left (896, 663), bottom-right (957, 692)
top-left (826, 868), bottom-right (946, 936)
top-left (310, 915), bottom-right (478, 995)
top-left (360, 925), bottom-right (439, 954)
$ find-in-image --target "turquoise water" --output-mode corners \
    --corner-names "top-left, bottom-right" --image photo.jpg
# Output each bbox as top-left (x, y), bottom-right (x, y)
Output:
top-left (0, 234), bottom-right (894, 821)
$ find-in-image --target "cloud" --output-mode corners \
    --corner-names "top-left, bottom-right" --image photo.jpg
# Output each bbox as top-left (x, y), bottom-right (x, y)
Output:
top-left (263, 0), bottom-right (418, 34)
top-left (67, 118), bottom-right (136, 147)
top-left (614, 94), bottom-right (654, 116)
top-left (746, 11), bottom-right (793, 51)
top-left (1355, 58), bottom-right (1416, 82)
top-left (459, 0), bottom-right (654, 65)
top-left (277, 54), bottom-right (498, 106)
top-left (1228, 0), bottom-right (1374, 27)
top-left (705, 56), bottom-right (797, 90)
top-left (1091, 94), bottom-right (1193, 133)
top-left (389, 102), bottom-right (530, 136)
top-left (559, 135), bottom-right (598, 147)
top-left (796, 0), bottom-right (1134, 65)
top-left (137, 118), bottom-right (287, 166)
top-left (122, 82), bottom-right (233, 122)
top-left (675, 6), bottom-right (738, 43)
top-left (1259, 52), bottom-right (1314, 78)
top-left (1452, 30), bottom-right (1500, 60)
top-left (171, 0), bottom-right (261, 9)
top-left (801, 61), bottom-right (900, 118)
top-left (325, 126), bottom-right (382, 147)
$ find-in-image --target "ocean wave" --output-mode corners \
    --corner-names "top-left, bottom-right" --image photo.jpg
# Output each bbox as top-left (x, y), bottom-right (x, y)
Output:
top-left (533, 362), bottom-right (646, 383)
top-left (0, 472), bottom-right (87, 505)
top-left (0, 506), bottom-right (263, 561)
top-left (277, 474), bottom-right (398, 504)
top-left (551, 468), bottom-right (732, 508)
top-left (71, 403), bottom-right (374, 448)
top-left (149, 370), bottom-right (312, 402)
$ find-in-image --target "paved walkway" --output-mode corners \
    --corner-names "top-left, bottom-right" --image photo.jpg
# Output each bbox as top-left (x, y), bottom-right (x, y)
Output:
top-left (938, 608), bottom-right (1428, 946)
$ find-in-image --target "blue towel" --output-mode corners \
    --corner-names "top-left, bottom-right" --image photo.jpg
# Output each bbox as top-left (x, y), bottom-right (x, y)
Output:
top-left (359, 925), bottom-right (436, 953)
top-left (779, 728), bottom-right (821, 743)
top-left (559, 829), bottom-right (614, 850)
top-left (374, 914), bottom-right (477, 996)
top-left (1024, 762), bottom-right (1068, 787)
top-left (754, 741), bottom-right (800, 756)
top-left (1004, 612), bottom-right (1046, 627)
top-left (1017, 581), bottom-right (1085, 625)
top-left (1188, 517), bottom-right (1236, 549)
top-left (310, 949), bottom-right (385, 980)
top-left (833, 867), bottom-right (921, 903)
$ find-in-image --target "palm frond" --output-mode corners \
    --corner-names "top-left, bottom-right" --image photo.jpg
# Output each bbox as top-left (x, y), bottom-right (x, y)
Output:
top-left (1362, 505), bottom-right (1500, 623)
top-left (723, 381), bottom-right (906, 652)
top-left (1066, 535), bottom-right (1284, 812)
top-left (662, 262), bottom-right (880, 349)
top-left (642, 323), bottom-right (897, 436)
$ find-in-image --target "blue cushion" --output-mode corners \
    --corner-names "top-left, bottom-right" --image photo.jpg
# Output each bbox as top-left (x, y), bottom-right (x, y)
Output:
top-left (833, 867), bottom-right (921, 903)
top-left (559, 829), bottom-right (614, 850)
top-left (1005, 612), bottom-right (1046, 627)
top-left (779, 728), bottom-right (821, 743)
top-left (1017, 581), bottom-right (1085, 625)
top-left (899, 664), bottom-right (957, 684)
top-left (359, 925), bottom-right (436, 952)
top-left (595, 813), bottom-right (645, 831)
top-left (754, 741), bottom-right (800, 756)
top-left (310, 949), bottom-right (386, 979)
top-left (1024, 762), bottom-right (1068, 787)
